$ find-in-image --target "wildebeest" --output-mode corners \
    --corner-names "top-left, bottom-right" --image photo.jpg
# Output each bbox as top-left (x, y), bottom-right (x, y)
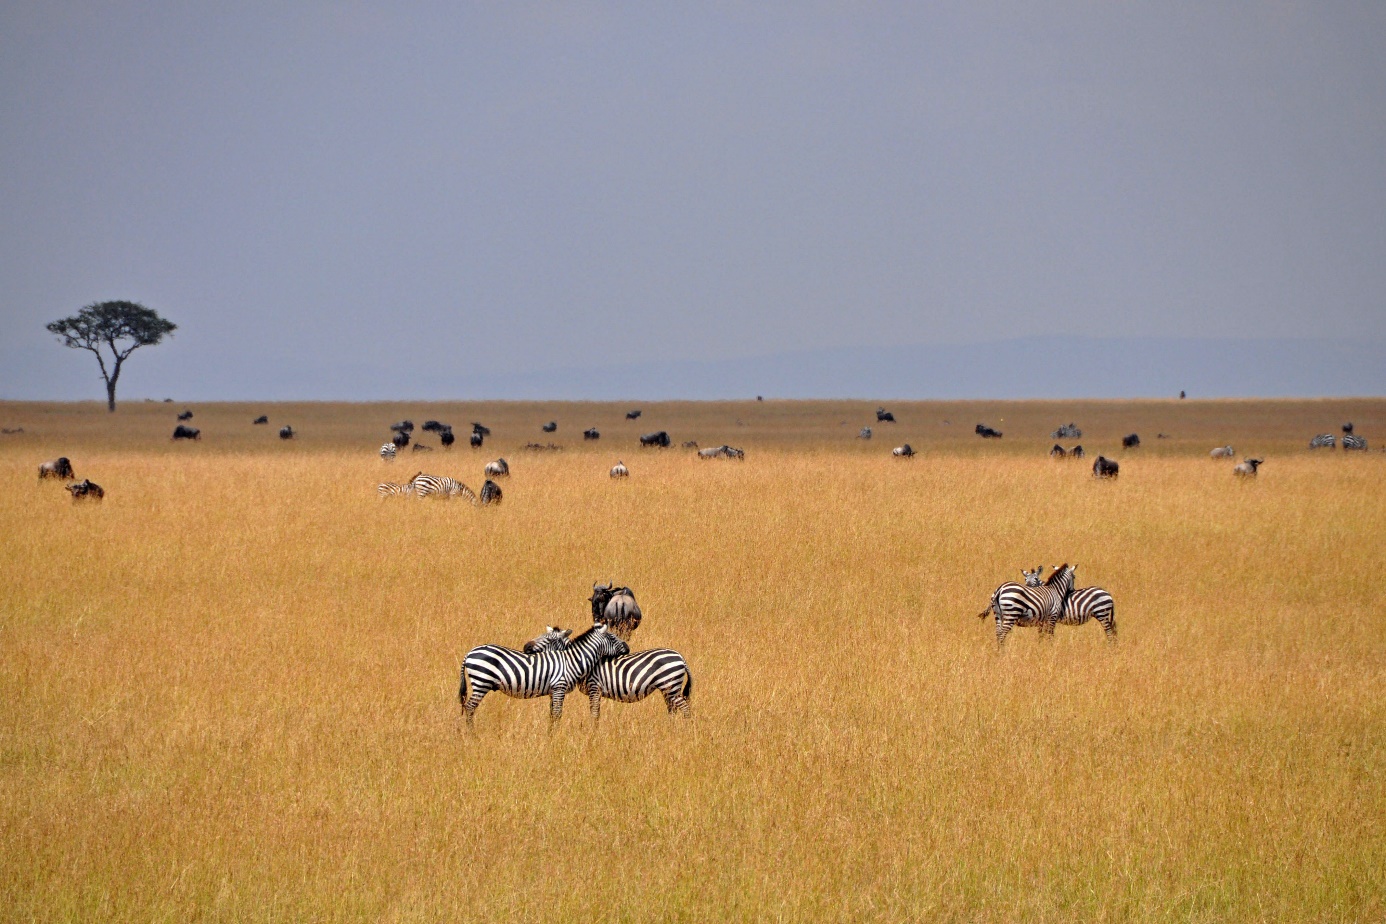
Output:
top-left (1092, 456), bottom-right (1119, 478)
top-left (1051, 423), bottom-right (1082, 439)
top-left (639, 431), bottom-right (671, 448)
top-left (1233, 458), bottom-right (1264, 477)
top-left (440, 429), bottom-right (455, 447)
top-left (390, 420), bottom-right (414, 433)
top-left (422, 420), bottom-right (444, 432)
top-left (1069, 445), bottom-right (1084, 458)
top-left (469, 431), bottom-right (483, 448)
top-left (1122, 433), bottom-right (1141, 449)
top-left (892, 444), bottom-right (915, 457)
top-left (682, 440), bottom-right (699, 449)
top-left (471, 423), bottom-right (491, 437)
top-left (38, 457), bottom-right (75, 480)
top-left (610, 461), bottom-right (628, 478)
top-left (589, 582), bottom-right (642, 641)
top-left (177, 410), bottom-right (194, 421)
top-left (66, 479), bottom-right (104, 501)
top-left (479, 480), bottom-right (503, 505)
top-left (392, 431), bottom-right (410, 448)
top-left (524, 442), bottom-right (561, 451)
top-left (858, 427), bottom-right (872, 439)
top-left (584, 428), bottom-right (601, 440)
top-left (1180, 390), bottom-right (1186, 399)
top-left (412, 443), bottom-right (433, 452)
top-left (1050, 444), bottom-right (1067, 458)
top-left (542, 421), bottom-right (557, 433)
top-left (172, 425), bottom-right (200, 440)
top-left (877, 407), bottom-right (895, 422)
top-left (253, 415), bottom-right (269, 425)
top-left (1210, 445), bottom-right (1235, 458)
top-left (279, 426), bottom-right (294, 440)
top-left (975, 424), bottom-right (1002, 439)
top-left (626, 409), bottom-right (642, 420)
top-left (484, 458), bottom-right (510, 478)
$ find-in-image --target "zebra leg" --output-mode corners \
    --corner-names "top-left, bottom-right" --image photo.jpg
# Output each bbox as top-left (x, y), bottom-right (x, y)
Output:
top-left (663, 688), bottom-right (691, 717)
top-left (549, 685), bottom-right (568, 725)
top-left (462, 688), bottom-right (488, 729)
top-left (587, 680), bottom-right (602, 722)
top-left (995, 614), bottom-right (1013, 646)
top-left (1100, 613), bottom-right (1118, 640)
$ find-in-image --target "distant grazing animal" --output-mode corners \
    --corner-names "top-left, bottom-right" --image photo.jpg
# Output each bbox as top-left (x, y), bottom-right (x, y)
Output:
top-left (1157, 433), bottom-right (1169, 439)
top-left (459, 624), bottom-right (629, 727)
top-left (524, 442), bottom-right (561, 451)
top-left (484, 458), bottom-right (510, 478)
top-left (38, 457), bottom-right (75, 480)
top-left (1308, 434), bottom-right (1335, 450)
top-left (584, 428), bottom-right (601, 440)
top-left (392, 431), bottom-right (410, 448)
top-left (1342, 424), bottom-right (1367, 451)
top-left (1050, 444), bottom-right (1066, 459)
top-left (975, 424), bottom-right (1002, 439)
top-left (177, 410), bottom-right (193, 421)
top-left (479, 480), bottom-right (503, 505)
top-left (610, 461), bottom-right (629, 478)
top-left (523, 627), bottom-right (692, 720)
top-left (279, 426), bottom-right (294, 440)
top-left (440, 429), bottom-right (455, 448)
top-left (1051, 423), bottom-right (1082, 439)
top-left (639, 431), bottom-right (671, 448)
top-left (589, 582), bottom-right (642, 641)
top-left (697, 446), bottom-right (722, 459)
top-left (390, 420), bottom-right (414, 434)
top-left (1069, 445), bottom-right (1084, 458)
top-left (380, 443), bottom-right (397, 461)
top-left (1022, 567), bottom-right (1116, 640)
top-left (469, 431), bottom-right (483, 448)
top-left (876, 407), bottom-right (895, 422)
top-left (698, 444), bottom-right (745, 460)
top-left (683, 440), bottom-right (699, 449)
top-left (172, 425), bottom-right (200, 440)
top-left (411, 443), bottom-right (433, 452)
top-left (858, 427), bottom-right (872, 439)
top-left (1092, 456), bottom-right (1119, 478)
top-left (1210, 445), bottom-right (1235, 458)
top-left (892, 444), bottom-right (915, 458)
top-left (978, 563), bottom-right (1077, 646)
top-left (66, 479), bottom-right (104, 501)
top-left (377, 480), bottom-right (417, 497)
top-left (542, 421), bottom-right (557, 433)
top-left (422, 420), bottom-right (444, 432)
top-left (413, 474), bottom-right (476, 501)
top-left (1122, 433), bottom-right (1140, 449)
top-left (471, 423), bottom-right (491, 437)
top-left (723, 445), bottom-right (745, 460)
top-left (253, 415), bottom-right (268, 425)
top-left (1233, 458), bottom-right (1264, 477)
top-left (626, 409), bottom-right (642, 420)
top-left (1180, 390), bottom-right (1186, 399)
top-left (2, 427), bottom-right (24, 434)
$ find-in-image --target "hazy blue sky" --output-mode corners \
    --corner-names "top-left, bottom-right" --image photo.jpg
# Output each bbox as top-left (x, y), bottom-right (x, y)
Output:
top-left (2, 3), bottom-right (1383, 399)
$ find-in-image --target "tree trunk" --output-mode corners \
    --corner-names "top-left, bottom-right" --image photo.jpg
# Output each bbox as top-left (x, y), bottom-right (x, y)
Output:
top-left (105, 359), bottom-right (121, 412)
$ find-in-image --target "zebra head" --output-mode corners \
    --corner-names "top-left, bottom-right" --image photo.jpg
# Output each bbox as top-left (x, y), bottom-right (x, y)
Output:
top-left (523, 626), bottom-right (572, 654)
top-left (1022, 566), bottom-right (1045, 587)
top-left (1046, 563), bottom-right (1077, 597)
top-left (568, 623), bottom-right (630, 664)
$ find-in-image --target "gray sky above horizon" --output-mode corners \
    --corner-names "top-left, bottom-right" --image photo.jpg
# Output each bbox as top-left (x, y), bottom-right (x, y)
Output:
top-left (2, 3), bottom-right (1384, 399)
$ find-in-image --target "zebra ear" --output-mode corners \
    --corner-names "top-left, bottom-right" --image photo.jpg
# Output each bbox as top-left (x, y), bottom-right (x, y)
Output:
top-left (562, 629), bottom-right (572, 639)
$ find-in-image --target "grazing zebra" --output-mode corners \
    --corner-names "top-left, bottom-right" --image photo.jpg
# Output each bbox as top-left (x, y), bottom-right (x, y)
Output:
top-left (892, 444), bottom-right (915, 457)
top-left (377, 481), bottom-right (416, 497)
top-left (1233, 458), bottom-right (1264, 477)
top-left (459, 624), bottom-right (630, 727)
top-left (978, 563), bottom-right (1076, 646)
top-left (1309, 434), bottom-right (1335, 450)
top-left (1051, 423), bottom-right (1082, 439)
top-left (1210, 445), bottom-right (1235, 458)
top-left (1342, 433), bottom-right (1368, 451)
top-left (523, 628), bottom-right (692, 719)
top-left (1022, 567), bottom-right (1117, 639)
top-left (479, 479), bottom-right (503, 505)
top-left (380, 443), bottom-right (397, 461)
top-left (484, 458), bottom-right (510, 478)
top-left (413, 474), bottom-right (476, 501)
top-left (610, 461), bottom-right (628, 478)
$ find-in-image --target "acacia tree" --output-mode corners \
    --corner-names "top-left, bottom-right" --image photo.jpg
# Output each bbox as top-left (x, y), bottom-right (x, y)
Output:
top-left (46, 301), bottom-right (177, 412)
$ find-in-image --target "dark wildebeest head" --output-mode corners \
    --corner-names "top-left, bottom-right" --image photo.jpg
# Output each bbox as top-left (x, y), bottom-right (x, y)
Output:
top-left (1122, 433), bottom-right (1140, 448)
top-left (542, 421), bottom-right (557, 433)
top-left (253, 415), bottom-right (269, 425)
top-left (177, 410), bottom-right (193, 421)
top-left (39, 457), bottom-right (75, 480)
top-left (1092, 456), bottom-right (1119, 478)
top-left (172, 425), bottom-right (200, 440)
top-left (67, 479), bottom-right (104, 501)
top-left (589, 582), bottom-right (642, 641)
top-left (279, 426), bottom-right (294, 439)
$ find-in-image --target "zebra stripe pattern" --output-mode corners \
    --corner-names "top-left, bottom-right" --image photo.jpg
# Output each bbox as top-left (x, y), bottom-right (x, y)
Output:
top-left (459, 624), bottom-right (629, 726)
top-left (377, 481), bottom-right (415, 496)
top-left (479, 479), bottom-right (502, 505)
top-left (1342, 434), bottom-right (1368, 451)
top-left (1309, 434), bottom-right (1335, 450)
top-left (413, 474), bottom-right (476, 501)
top-left (1023, 568), bottom-right (1116, 639)
top-left (978, 563), bottom-right (1076, 645)
top-left (380, 442), bottom-right (397, 460)
top-left (525, 629), bottom-right (692, 719)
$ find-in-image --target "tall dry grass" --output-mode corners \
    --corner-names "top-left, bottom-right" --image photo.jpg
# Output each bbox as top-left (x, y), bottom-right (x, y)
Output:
top-left (1, 399), bottom-right (1383, 922)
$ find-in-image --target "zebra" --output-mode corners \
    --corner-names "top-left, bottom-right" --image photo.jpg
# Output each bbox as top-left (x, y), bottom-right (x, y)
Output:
top-left (484, 458), bottom-right (510, 478)
top-left (1051, 423), bottom-right (1082, 439)
top-left (413, 474), bottom-right (477, 501)
top-left (377, 481), bottom-right (416, 497)
top-left (1342, 425), bottom-right (1367, 451)
top-left (523, 628), bottom-right (692, 719)
top-left (479, 479), bottom-right (503, 505)
top-left (1309, 434), bottom-right (1335, 450)
top-left (459, 623), bottom-right (630, 727)
top-left (1210, 445), bottom-right (1236, 458)
top-left (977, 563), bottom-right (1076, 646)
top-left (858, 427), bottom-right (872, 440)
top-left (380, 443), bottom-right (397, 461)
top-left (610, 461), bottom-right (629, 478)
top-left (1022, 567), bottom-right (1117, 639)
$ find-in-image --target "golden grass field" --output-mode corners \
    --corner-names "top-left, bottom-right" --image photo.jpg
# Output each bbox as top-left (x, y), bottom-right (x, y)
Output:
top-left (2, 398), bottom-right (1383, 922)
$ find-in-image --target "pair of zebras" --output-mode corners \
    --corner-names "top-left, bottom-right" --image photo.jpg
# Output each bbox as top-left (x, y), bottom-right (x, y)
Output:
top-left (378, 472), bottom-right (502, 504)
top-left (1310, 434), bottom-right (1368, 450)
top-left (978, 563), bottom-right (1117, 646)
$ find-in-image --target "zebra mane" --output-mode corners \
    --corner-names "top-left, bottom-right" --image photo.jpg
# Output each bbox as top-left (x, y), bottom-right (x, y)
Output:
top-left (567, 624), bottom-right (609, 647)
top-left (1044, 563), bottom-right (1070, 586)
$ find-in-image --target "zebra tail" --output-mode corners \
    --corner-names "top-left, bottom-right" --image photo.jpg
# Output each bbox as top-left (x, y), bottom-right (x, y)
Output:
top-left (459, 667), bottom-right (468, 705)
top-left (682, 670), bottom-right (693, 703)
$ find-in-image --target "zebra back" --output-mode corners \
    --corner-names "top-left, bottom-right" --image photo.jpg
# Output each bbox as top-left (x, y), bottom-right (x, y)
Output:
top-left (377, 481), bottom-right (415, 496)
top-left (1342, 434), bottom-right (1368, 451)
top-left (1309, 434), bottom-right (1335, 449)
top-left (521, 630), bottom-right (692, 716)
top-left (1060, 585), bottom-right (1116, 635)
top-left (414, 474), bottom-right (477, 502)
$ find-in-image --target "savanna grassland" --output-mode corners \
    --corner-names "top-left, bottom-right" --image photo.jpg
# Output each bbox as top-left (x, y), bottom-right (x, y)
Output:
top-left (2, 398), bottom-right (1384, 923)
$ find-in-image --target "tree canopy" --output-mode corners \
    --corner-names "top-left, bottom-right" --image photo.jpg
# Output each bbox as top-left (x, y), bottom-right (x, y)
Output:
top-left (47, 300), bottom-right (177, 411)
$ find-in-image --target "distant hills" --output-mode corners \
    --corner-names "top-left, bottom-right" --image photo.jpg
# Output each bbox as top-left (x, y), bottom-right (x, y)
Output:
top-left (7, 337), bottom-right (1383, 401)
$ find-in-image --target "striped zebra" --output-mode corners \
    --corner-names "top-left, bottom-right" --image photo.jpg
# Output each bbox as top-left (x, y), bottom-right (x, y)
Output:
top-left (377, 480), bottom-right (416, 497)
top-left (414, 474), bottom-right (477, 501)
top-left (1342, 434), bottom-right (1368, 451)
top-left (1308, 434), bottom-right (1335, 450)
top-left (977, 563), bottom-right (1076, 646)
top-left (524, 627), bottom-right (693, 719)
top-left (479, 479), bottom-right (503, 505)
top-left (380, 442), bottom-right (397, 461)
top-left (459, 624), bottom-right (629, 727)
top-left (1023, 567), bottom-right (1117, 639)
